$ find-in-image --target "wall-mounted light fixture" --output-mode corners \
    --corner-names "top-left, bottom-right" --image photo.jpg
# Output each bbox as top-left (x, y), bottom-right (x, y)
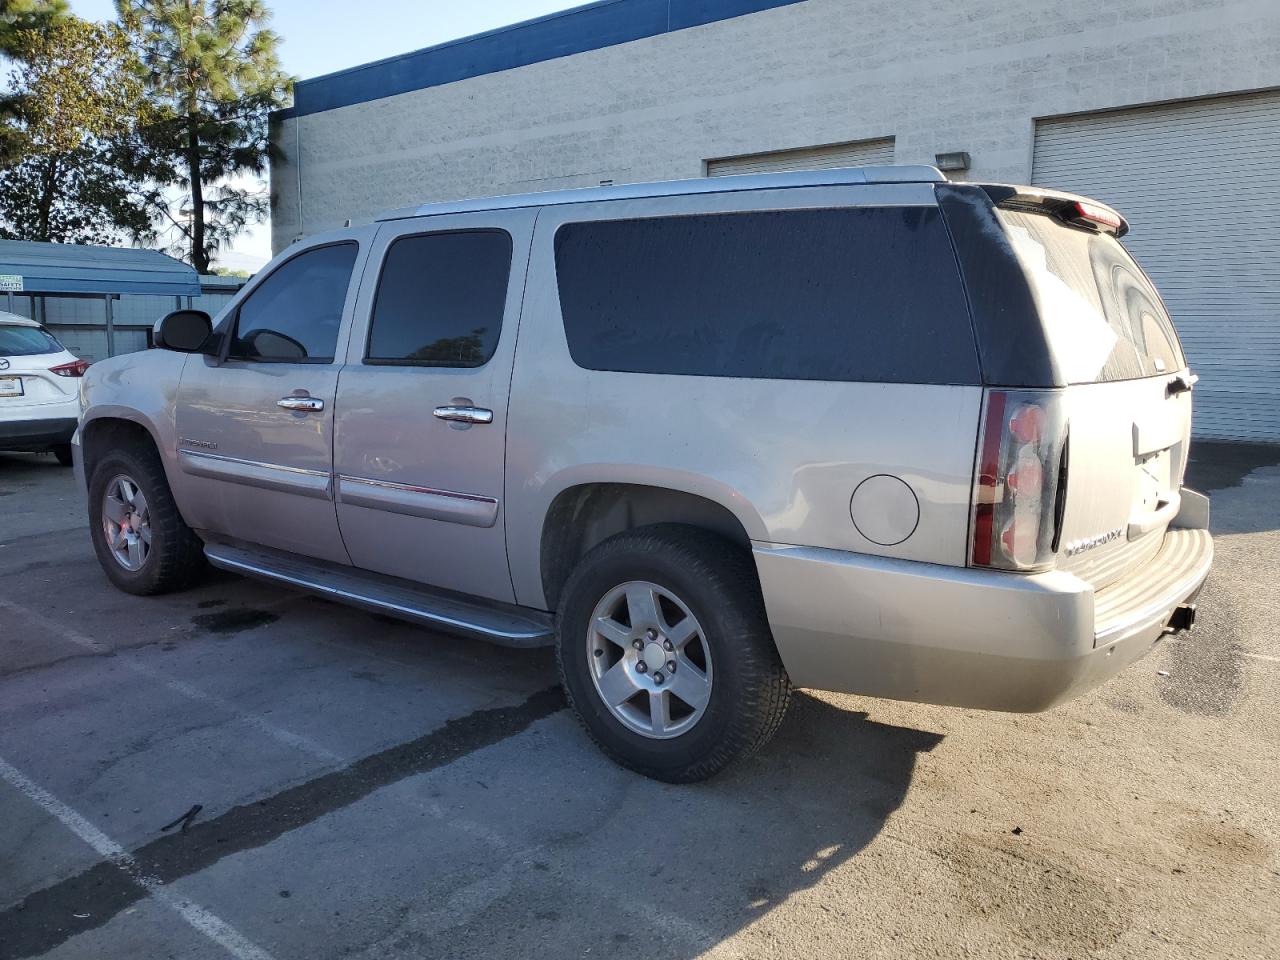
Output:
top-left (935, 151), bottom-right (971, 173)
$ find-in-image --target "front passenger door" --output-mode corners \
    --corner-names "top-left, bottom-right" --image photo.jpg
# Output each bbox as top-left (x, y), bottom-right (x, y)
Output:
top-left (175, 234), bottom-right (371, 563)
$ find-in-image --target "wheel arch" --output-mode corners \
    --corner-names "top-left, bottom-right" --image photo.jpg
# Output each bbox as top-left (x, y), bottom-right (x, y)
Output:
top-left (536, 477), bottom-right (763, 613)
top-left (80, 411), bottom-right (165, 492)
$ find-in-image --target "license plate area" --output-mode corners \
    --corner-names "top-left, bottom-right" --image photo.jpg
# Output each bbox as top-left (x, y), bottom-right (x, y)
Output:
top-left (1133, 448), bottom-right (1173, 515)
top-left (0, 376), bottom-right (24, 398)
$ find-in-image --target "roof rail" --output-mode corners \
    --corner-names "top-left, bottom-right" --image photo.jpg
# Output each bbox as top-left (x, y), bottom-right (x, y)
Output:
top-left (376, 164), bottom-right (945, 222)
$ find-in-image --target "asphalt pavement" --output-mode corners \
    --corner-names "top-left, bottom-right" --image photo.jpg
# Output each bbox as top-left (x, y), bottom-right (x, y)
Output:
top-left (0, 443), bottom-right (1276, 960)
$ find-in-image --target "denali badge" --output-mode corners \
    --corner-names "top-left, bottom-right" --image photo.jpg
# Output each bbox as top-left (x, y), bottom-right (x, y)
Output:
top-left (179, 437), bottom-right (218, 450)
top-left (1064, 528), bottom-right (1124, 557)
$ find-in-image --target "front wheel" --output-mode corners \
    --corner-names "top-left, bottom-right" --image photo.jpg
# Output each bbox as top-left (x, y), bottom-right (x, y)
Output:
top-left (556, 525), bottom-right (791, 783)
top-left (88, 445), bottom-right (205, 595)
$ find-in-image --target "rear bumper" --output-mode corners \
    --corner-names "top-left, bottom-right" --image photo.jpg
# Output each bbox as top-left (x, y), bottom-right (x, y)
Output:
top-left (754, 527), bottom-right (1213, 712)
top-left (0, 417), bottom-right (77, 451)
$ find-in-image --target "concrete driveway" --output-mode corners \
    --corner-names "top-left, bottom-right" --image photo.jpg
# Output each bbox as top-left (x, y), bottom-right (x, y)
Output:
top-left (0, 443), bottom-right (1277, 960)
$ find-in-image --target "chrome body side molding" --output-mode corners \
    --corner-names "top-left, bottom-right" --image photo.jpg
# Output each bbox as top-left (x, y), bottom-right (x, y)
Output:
top-left (178, 449), bottom-right (333, 500)
top-left (336, 475), bottom-right (499, 528)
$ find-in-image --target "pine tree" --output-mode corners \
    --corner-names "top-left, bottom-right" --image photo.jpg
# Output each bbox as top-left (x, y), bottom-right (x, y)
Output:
top-left (116, 1), bottom-right (292, 272)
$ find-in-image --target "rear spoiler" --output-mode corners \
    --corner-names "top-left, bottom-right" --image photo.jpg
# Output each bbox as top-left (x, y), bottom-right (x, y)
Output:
top-left (977, 184), bottom-right (1129, 238)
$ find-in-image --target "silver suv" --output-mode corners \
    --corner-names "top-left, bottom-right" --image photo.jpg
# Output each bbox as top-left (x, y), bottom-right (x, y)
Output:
top-left (75, 166), bottom-right (1213, 782)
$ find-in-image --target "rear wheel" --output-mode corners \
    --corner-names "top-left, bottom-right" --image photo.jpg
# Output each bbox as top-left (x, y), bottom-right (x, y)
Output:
top-left (88, 445), bottom-right (205, 595)
top-left (556, 525), bottom-right (791, 782)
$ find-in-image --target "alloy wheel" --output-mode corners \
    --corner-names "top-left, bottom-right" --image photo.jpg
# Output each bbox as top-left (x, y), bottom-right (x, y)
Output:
top-left (101, 474), bottom-right (152, 572)
top-left (586, 580), bottom-right (714, 739)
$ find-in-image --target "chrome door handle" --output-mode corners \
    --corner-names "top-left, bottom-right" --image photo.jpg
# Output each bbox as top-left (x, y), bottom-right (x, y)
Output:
top-left (433, 404), bottom-right (493, 425)
top-left (1167, 372), bottom-right (1199, 397)
top-left (277, 396), bottom-right (324, 412)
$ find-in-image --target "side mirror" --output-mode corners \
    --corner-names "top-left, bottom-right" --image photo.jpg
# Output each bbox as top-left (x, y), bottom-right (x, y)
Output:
top-left (154, 310), bottom-right (213, 353)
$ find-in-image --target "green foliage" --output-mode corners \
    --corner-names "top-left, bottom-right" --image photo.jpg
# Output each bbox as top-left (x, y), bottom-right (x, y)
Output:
top-left (4, 16), bottom-right (145, 155)
top-left (116, 1), bottom-right (293, 272)
top-left (0, 0), bottom-right (69, 57)
top-left (0, 146), bottom-right (153, 245)
top-left (0, 0), bottom-right (68, 162)
top-left (0, 14), bottom-right (153, 244)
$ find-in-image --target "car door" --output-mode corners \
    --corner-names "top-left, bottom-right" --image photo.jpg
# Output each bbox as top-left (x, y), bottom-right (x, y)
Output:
top-left (333, 209), bottom-right (535, 603)
top-left (175, 231), bottom-right (373, 564)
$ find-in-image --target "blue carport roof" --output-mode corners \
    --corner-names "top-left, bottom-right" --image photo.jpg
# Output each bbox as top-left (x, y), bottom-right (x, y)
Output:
top-left (0, 240), bottom-right (201, 296)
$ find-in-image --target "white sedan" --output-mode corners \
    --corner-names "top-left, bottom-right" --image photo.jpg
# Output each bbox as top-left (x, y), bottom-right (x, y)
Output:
top-left (0, 310), bottom-right (88, 466)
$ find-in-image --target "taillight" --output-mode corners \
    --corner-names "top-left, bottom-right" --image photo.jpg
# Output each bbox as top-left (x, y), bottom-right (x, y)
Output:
top-left (50, 359), bottom-right (91, 378)
top-left (970, 389), bottom-right (1067, 571)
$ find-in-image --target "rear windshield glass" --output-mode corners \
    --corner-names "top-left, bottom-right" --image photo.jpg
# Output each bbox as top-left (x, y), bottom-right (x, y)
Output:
top-left (997, 210), bottom-right (1184, 383)
top-left (0, 324), bottom-right (63, 357)
top-left (555, 207), bottom-right (979, 385)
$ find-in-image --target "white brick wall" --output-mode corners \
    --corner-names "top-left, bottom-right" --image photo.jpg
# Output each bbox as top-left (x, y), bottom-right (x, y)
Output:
top-left (271, 0), bottom-right (1280, 251)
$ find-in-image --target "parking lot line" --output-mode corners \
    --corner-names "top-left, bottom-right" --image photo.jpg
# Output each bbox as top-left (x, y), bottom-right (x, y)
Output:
top-left (0, 687), bottom-right (564, 957)
top-left (0, 597), bottom-right (346, 765)
top-left (0, 754), bottom-right (275, 960)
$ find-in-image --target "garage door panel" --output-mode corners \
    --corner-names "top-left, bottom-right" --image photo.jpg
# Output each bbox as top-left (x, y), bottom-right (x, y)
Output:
top-left (1034, 90), bottom-right (1280, 441)
top-left (706, 137), bottom-right (895, 177)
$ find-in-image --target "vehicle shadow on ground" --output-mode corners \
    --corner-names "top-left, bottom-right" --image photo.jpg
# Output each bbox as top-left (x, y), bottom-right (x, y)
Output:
top-left (702, 692), bottom-right (945, 915)
top-left (399, 689), bottom-right (945, 960)
top-left (0, 450), bottom-right (63, 479)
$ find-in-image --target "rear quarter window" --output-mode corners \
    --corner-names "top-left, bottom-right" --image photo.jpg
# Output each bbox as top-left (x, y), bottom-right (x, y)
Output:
top-left (554, 207), bottom-right (979, 384)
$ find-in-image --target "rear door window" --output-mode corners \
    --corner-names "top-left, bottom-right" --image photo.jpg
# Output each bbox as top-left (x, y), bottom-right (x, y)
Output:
top-left (554, 206), bottom-right (979, 384)
top-left (365, 230), bottom-right (512, 367)
top-left (996, 210), bottom-right (1185, 383)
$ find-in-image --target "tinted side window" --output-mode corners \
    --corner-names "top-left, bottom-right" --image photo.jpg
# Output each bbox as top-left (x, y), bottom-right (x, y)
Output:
top-left (366, 230), bottom-right (513, 367)
top-left (230, 242), bottom-right (358, 362)
top-left (554, 207), bottom-right (978, 384)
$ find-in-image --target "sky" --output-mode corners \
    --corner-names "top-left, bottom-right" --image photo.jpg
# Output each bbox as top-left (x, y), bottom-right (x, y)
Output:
top-left (69, 0), bottom-right (584, 270)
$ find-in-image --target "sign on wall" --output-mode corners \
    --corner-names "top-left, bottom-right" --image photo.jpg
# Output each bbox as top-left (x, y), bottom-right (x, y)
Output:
top-left (0, 275), bottom-right (23, 292)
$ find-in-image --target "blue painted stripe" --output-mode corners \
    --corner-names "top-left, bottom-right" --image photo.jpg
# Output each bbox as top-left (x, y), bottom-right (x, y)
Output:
top-left (284, 0), bottom-right (808, 119)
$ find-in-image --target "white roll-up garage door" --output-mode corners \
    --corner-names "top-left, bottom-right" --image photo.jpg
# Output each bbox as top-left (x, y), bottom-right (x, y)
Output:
top-left (706, 137), bottom-right (895, 177)
top-left (1032, 90), bottom-right (1280, 442)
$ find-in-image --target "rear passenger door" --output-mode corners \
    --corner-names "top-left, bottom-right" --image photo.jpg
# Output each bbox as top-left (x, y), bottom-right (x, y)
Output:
top-left (333, 210), bottom-right (535, 603)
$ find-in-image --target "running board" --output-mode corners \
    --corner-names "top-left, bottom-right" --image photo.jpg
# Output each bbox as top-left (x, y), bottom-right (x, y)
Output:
top-left (203, 542), bottom-right (554, 648)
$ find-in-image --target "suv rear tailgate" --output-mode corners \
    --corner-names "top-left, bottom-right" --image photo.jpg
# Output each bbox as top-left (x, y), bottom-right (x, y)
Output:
top-left (1057, 377), bottom-right (1192, 590)
top-left (995, 207), bottom-right (1194, 590)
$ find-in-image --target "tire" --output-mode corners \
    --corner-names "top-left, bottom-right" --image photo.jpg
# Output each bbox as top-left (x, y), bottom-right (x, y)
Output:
top-left (52, 443), bottom-right (73, 467)
top-left (88, 443), bottom-right (205, 595)
top-left (556, 524), bottom-right (792, 783)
